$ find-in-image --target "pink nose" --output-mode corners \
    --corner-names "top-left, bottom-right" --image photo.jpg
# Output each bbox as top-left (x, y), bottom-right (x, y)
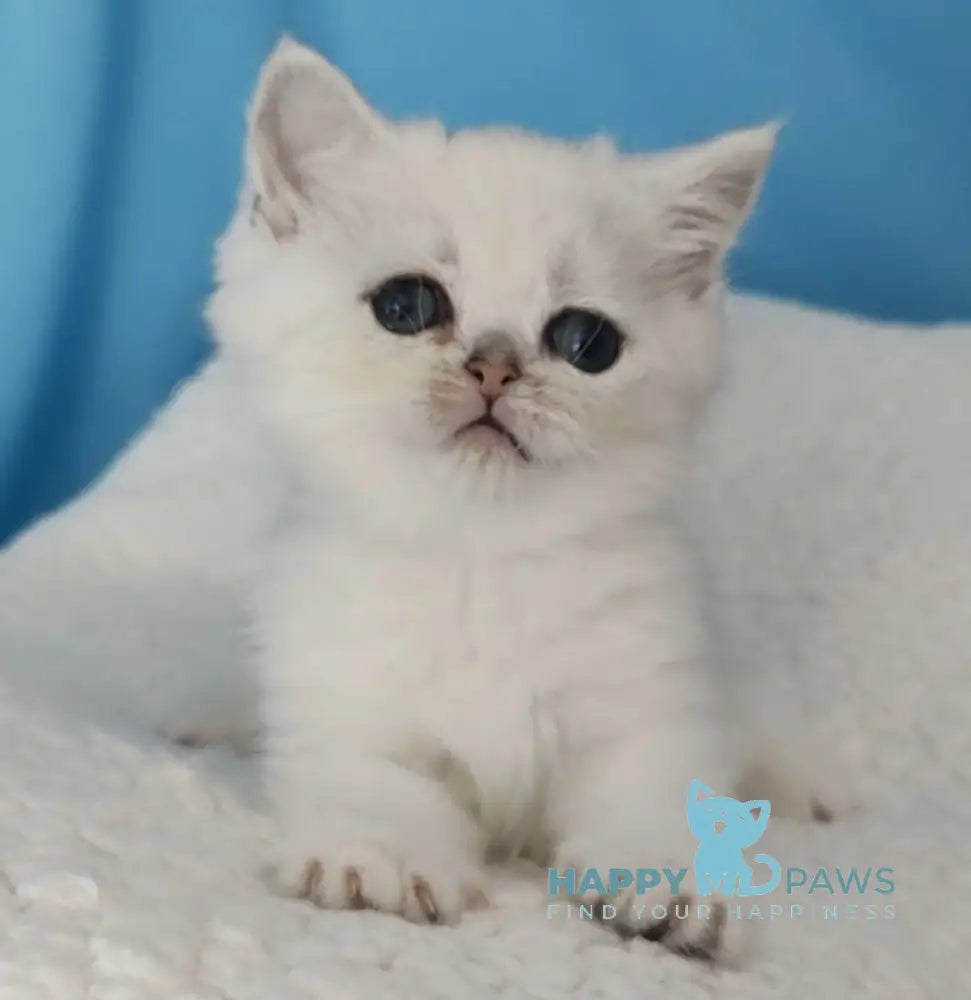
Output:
top-left (465, 355), bottom-right (521, 400)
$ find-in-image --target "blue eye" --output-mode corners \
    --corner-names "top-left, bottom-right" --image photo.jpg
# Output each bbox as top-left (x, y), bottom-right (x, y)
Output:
top-left (543, 309), bottom-right (623, 374)
top-left (369, 275), bottom-right (453, 335)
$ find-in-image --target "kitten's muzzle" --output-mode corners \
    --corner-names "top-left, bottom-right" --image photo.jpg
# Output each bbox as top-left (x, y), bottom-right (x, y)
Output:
top-left (455, 411), bottom-right (530, 462)
top-left (454, 334), bottom-right (529, 460)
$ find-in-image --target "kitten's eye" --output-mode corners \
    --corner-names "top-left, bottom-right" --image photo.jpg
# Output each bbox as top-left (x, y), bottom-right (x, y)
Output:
top-left (543, 309), bottom-right (623, 374)
top-left (369, 275), bottom-right (453, 335)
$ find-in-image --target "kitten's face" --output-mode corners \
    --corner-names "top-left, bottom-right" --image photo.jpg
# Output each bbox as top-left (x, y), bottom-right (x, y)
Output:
top-left (210, 40), bottom-right (773, 529)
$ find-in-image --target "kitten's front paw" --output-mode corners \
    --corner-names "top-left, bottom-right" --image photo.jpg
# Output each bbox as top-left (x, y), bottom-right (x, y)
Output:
top-left (270, 840), bottom-right (487, 925)
top-left (611, 885), bottom-right (746, 962)
top-left (555, 844), bottom-right (746, 963)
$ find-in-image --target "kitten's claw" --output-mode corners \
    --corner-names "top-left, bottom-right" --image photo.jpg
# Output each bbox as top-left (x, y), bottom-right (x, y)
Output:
top-left (271, 840), bottom-right (485, 925)
top-left (410, 875), bottom-right (439, 923)
top-left (810, 798), bottom-right (834, 823)
top-left (596, 889), bottom-right (746, 963)
top-left (661, 899), bottom-right (727, 961)
top-left (297, 858), bottom-right (324, 900)
top-left (637, 893), bottom-right (680, 943)
top-left (345, 866), bottom-right (368, 909)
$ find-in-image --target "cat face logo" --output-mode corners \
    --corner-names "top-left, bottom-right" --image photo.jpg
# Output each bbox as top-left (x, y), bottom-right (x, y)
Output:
top-left (686, 780), bottom-right (782, 896)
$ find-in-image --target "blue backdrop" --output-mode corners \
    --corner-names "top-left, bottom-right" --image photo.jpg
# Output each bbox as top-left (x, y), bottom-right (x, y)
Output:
top-left (0, 0), bottom-right (968, 541)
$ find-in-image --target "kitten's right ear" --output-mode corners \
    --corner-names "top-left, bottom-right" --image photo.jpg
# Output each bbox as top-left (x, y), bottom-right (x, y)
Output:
top-left (689, 779), bottom-right (715, 802)
top-left (246, 37), bottom-right (387, 239)
top-left (627, 123), bottom-right (778, 298)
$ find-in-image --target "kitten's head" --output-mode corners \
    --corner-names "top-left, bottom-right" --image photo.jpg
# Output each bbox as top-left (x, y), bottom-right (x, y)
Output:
top-left (209, 39), bottom-right (775, 544)
top-left (686, 780), bottom-right (771, 849)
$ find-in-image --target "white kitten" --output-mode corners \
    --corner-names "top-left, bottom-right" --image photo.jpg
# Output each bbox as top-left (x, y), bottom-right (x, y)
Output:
top-left (208, 38), bottom-right (776, 958)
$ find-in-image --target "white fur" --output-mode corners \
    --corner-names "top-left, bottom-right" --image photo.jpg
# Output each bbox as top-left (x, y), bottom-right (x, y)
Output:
top-left (204, 39), bottom-right (777, 953)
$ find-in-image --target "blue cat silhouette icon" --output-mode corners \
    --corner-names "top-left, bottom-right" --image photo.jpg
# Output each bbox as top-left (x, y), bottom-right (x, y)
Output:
top-left (686, 780), bottom-right (781, 896)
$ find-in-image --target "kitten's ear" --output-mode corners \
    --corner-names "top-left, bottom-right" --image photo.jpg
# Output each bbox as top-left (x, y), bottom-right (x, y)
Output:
top-left (641, 123), bottom-right (778, 297)
top-left (689, 779), bottom-right (715, 802)
top-left (246, 37), bottom-right (387, 239)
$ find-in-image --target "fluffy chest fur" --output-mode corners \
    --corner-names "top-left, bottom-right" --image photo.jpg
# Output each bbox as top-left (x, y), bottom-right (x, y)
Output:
top-left (258, 519), bottom-right (707, 845)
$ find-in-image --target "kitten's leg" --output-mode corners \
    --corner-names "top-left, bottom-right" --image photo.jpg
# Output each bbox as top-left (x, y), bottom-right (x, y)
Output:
top-left (267, 749), bottom-right (489, 924)
top-left (737, 715), bottom-right (860, 824)
top-left (549, 712), bottom-right (747, 961)
top-left (728, 629), bottom-right (860, 823)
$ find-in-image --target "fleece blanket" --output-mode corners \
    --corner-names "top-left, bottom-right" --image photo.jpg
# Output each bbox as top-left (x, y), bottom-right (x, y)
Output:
top-left (0, 294), bottom-right (968, 998)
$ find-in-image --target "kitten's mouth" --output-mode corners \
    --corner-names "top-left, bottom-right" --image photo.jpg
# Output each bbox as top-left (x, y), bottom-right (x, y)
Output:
top-left (454, 413), bottom-right (530, 462)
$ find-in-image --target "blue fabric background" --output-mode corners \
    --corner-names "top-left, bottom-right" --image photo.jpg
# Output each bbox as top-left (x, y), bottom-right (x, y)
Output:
top-left (0, 1), bottom-right (968, 540)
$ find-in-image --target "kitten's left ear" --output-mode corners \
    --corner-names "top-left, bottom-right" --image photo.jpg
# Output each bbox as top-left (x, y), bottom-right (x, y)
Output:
top-left (246, 37), bottom-right (388, 239)
top-left (637, 123), bottom-right (779, 297)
